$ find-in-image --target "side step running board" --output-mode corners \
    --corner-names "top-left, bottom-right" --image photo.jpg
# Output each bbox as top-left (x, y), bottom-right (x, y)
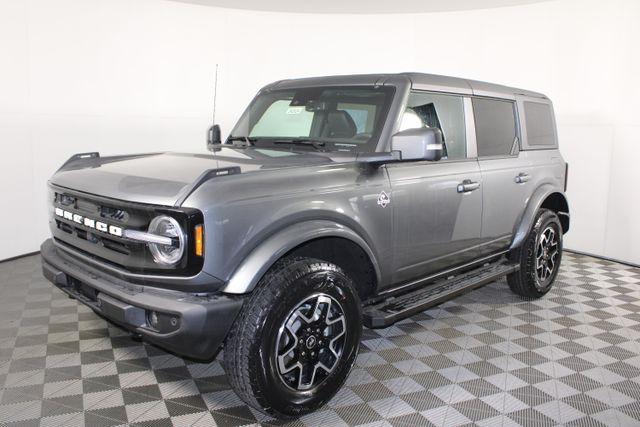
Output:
top-left (363, 261), bottom-right (519, 328)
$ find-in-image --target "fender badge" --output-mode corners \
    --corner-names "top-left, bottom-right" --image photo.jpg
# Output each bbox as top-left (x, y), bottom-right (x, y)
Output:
top-left (377, 191), bottom-right (390, 208)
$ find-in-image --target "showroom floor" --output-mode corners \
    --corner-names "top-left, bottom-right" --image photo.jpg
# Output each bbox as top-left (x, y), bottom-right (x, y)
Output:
top-left (1, 253), bottom-right (640, 426)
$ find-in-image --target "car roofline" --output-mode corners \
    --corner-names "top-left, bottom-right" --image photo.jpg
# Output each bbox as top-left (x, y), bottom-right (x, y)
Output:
top-left (262, 72), bottom-right (548, 100)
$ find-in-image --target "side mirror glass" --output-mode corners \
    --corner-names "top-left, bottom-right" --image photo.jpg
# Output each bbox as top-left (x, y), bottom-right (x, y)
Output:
top-left (207, 124), bottom-right (221, 148)
top-left (391, 127), bottom-right (443, 161)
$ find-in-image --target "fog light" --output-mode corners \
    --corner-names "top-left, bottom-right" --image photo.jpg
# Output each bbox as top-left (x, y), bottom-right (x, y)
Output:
top-left (148, 311), bottom-right (159, 329)
top-left (145, 310), bottom-right (180, 333)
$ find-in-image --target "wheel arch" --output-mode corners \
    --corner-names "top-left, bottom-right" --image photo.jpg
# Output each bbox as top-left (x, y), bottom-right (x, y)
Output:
top-left (540, 192), bottom-right (570, 233)
top-left (510, 185), bottom-right (570, 251)
top-left (222, 220), bottom-right (381, 298)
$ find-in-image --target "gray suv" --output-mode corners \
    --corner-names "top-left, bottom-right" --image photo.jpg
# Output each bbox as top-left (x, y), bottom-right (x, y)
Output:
top-left (41, 73), bottom-right (569, 418)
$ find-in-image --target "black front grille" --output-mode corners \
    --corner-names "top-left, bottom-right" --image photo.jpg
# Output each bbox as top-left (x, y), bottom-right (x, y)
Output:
top-left (57, 220), bottom-right (131, 255)
top-left (99, 205), bottom-right (127, 221)
top-left (50, 185), bottom-right (203, 276)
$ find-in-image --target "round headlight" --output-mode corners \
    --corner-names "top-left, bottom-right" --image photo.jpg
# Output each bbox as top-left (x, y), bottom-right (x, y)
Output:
top-left (148, 216), bottom-right (185, 266)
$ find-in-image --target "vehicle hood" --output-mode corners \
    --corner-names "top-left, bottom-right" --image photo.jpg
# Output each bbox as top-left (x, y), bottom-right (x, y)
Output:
top-left (50, 147), bottom-right (355, 206)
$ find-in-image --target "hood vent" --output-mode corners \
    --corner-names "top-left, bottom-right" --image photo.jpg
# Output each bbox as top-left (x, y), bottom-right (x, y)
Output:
top-left (174, 166), bottom-right (241, 207)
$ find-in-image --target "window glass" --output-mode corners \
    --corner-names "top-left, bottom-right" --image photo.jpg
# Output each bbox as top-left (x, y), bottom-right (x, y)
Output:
top-left (473, 98), bottom-right (518, 157)
top-left (524, 101), bottom-right (555, 146)
top-left (401, 92), bottom-right (467, 160)
top-left (337, 103), bottom-right (376, 134)
top-left (230, 86), bottom-right (395, 152)
top-left (250, 100), bottom-right (314, 137)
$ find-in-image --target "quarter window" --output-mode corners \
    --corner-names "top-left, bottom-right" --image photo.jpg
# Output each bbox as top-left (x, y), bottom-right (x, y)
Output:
top-left (473, 98), bottom-right (518, 157)
top-left (524, 101), bottom-right (556, 146)
top-left (401, 92), bottom-right (467, 160)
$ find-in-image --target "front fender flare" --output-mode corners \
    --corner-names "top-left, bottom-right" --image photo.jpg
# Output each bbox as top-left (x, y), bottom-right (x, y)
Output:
top-left (222, 220), bottom-right (381, 294)
top-left (510, 184), bottom-right (569, 251)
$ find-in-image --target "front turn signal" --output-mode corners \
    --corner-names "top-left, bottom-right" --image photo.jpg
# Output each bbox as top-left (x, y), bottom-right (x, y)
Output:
top-left (194, 224), bottom-right (204, 257)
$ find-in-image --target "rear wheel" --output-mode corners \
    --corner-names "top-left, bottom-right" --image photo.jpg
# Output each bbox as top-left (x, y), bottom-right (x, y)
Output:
top-left (508, 209), bottom-right (563, 298)
top-left (224, 257), bottom-right (362, 419)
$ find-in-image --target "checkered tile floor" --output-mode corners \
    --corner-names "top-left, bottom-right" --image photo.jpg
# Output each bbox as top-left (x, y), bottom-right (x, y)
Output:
top-left (1, 252), bottom-right (640, 426)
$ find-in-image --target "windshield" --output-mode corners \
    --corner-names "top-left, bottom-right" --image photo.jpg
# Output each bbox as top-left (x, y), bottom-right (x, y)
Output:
top-left (229, 86), bottom-right (395, 152)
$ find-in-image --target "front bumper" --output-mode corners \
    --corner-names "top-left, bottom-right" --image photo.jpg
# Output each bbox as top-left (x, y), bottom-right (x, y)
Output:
top-left (40, 239), bottom-right (243, 361)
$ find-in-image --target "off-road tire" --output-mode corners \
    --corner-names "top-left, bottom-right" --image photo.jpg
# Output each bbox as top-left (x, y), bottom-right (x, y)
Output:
top-left (507, 209), bottom-right (563, 298)
top-left (223, 257), bottom-right (362, 419)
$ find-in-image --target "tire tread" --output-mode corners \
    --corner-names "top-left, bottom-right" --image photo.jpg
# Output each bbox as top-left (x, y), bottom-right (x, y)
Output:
top-left (507, 208), bottom-right (562, 298)
top-left (224, 257), bottom-right (358, 418)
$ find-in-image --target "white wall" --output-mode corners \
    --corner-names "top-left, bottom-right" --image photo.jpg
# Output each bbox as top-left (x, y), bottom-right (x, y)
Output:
top-left (1, 0), bottom-right (638, 264)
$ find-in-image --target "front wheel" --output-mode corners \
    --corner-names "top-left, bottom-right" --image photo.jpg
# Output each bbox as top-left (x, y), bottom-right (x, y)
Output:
top-left (224, 257), bottom-right (362, 419)
top-left (508, 209), bottom-right (563, 298)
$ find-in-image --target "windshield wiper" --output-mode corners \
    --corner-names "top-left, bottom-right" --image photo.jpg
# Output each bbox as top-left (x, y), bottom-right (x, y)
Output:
top-left (273, 139), bottom-right (326, 150)
top-left (226, 136), bottom-right (257, 147)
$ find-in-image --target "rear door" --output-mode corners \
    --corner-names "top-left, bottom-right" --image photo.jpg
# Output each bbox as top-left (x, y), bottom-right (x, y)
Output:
top-left (386, 92), bottom-right (483, 284)
top-left (473, 97), bottom-right (532, 256)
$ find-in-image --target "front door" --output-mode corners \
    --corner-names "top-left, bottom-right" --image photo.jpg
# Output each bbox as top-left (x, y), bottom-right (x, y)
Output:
top-left (386, 91), bottom-right (482, 284)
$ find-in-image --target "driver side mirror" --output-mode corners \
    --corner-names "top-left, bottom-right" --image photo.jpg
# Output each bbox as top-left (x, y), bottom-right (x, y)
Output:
top-left (391, 127), bottom-right (443, 162)
top-left (207, 124), bottom-right (221, 148)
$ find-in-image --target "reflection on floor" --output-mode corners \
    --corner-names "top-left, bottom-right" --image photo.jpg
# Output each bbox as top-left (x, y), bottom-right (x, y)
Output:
top-left (1, 252), bottom-right (640, 426)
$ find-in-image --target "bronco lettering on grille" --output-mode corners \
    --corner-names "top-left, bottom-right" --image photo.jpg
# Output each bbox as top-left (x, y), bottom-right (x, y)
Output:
top-left (55, 208), bottom-right (123, 237)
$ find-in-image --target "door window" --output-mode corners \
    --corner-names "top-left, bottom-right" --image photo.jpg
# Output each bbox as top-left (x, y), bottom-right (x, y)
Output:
top-left (473, 98), bottom-right (518, 157)
top-left (400, 92), bottom-right (467, 160)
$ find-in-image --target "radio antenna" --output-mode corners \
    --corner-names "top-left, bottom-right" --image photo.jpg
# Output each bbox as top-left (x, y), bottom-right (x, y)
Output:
top-left (212, 63), bottom-right (219, 125)
top-left (206, 64), bottom-right (221, 148)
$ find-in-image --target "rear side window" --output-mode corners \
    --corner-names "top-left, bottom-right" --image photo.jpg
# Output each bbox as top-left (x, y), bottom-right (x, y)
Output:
top-left (524, 101), bottom-right (556, 146)
top-left (473, 98), bottom-right (518, 157)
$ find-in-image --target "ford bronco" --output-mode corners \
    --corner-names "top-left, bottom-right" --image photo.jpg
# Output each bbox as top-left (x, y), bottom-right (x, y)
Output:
top-left (41, 73), bottom-right (569, 418)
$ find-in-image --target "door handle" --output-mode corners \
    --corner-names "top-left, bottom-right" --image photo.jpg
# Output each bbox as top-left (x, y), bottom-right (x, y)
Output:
top-left (515, 173), bottom-right (531, 184)
top-left (457, 179), bottom-right (480, 193)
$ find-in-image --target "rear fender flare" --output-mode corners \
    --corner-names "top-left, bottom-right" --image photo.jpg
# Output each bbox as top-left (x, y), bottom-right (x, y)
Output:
top-left (510, 185), bottom-right (569, 251)
top-left (222, 220), bottom-right (381, 294)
